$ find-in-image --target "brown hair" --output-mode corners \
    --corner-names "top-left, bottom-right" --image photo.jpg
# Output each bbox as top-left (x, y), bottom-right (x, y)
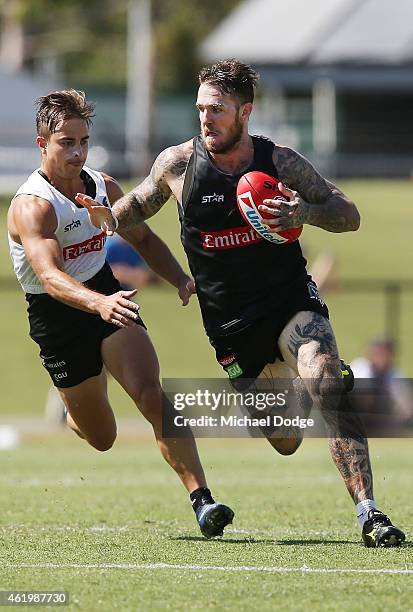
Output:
top-left (198, 59), bottom-right (259, 104)
top-left (35, 89), bottom-right (95, 138)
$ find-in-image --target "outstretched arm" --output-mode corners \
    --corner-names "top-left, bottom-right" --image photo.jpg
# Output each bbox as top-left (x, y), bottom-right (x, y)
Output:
top-left (113, 144), bottom-right (190, 230)
top-left (120, 226), bottom-right (195, 306)
top-left (259, 146), bottom-right (360, 233)
top-left (104, 175), bottom-right (195, 305)
top-left (76, 145), bottom-right (189, 233)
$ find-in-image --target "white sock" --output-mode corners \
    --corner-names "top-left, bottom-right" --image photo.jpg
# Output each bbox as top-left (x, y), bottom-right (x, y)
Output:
top-left (356, 499), bottom-right (377, 528)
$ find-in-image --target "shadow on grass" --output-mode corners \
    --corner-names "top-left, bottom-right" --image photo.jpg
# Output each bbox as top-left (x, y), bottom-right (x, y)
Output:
top-left (172, 536), bottom-right (273, 544)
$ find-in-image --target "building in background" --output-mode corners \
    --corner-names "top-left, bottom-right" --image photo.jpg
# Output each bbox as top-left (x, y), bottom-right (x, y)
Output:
top-left (2, 0), bottom-right (413, 184)
top-left (200, 0), bottom-right (413, 177)
top-left (0, 70), bottom-right (59, 191)
top-left (0, 0), bottom-right (233, 185)
top-left (0, 71), bottom-right (128, 191)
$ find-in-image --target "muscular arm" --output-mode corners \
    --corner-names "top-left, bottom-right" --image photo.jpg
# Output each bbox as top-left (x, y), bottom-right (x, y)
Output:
top-left (104, 175), bottom-right (192, 291)
top-left (10, 195), bottom-right (139, 327)
top-left (111, 145), bottom-right (189, 230)
top-left (272, 146), bottom-right (360, 233)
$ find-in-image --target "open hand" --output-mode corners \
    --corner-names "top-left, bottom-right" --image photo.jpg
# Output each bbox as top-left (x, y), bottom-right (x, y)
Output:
top-left (97, 289), bottom-right (140, 327)
top-left (75, 193), bottom-right (118, 236)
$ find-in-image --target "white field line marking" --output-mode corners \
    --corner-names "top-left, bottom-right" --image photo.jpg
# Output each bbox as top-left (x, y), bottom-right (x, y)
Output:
top-left (89, 526), bottom-right (129, 532)
top-left (2, 526), bottom-right (130, 533)
top-left (6, 563), bottom-right (413, 575)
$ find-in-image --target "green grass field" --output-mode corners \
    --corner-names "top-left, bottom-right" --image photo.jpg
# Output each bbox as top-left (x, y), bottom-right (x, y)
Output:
top-left (0, 435), bottom-right (412, 611)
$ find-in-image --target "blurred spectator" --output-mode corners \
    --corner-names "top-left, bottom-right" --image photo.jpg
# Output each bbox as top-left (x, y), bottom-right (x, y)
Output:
top-left (106, 233), bottom-right (159, 290)
top-left (351, 337), bottom-right (413, 426)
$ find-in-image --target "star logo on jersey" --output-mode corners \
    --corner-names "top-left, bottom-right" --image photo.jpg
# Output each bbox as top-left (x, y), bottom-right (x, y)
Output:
top-left (64, 219), bottom-right (81, 232)
top-left (202, 193), bottom-right (225, 204)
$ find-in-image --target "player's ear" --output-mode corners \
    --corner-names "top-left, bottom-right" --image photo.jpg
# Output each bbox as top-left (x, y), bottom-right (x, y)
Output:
top-left (240, 102), bottom-right (253, 122)
top-left (36, 135), bottom-right (48, 153)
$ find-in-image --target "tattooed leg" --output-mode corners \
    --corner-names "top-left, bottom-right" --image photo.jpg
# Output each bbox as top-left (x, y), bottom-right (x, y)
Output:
top-left (278, 310), bottom-right (374, 503)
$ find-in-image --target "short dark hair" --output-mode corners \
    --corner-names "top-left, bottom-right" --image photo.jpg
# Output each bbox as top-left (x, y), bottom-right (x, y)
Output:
top-left (198, 59), bottom-right (259, 104)
top-left (35, 89), bottom-right (95, 138)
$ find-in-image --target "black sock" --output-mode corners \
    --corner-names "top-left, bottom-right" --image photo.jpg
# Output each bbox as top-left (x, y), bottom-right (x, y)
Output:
top-left (190, 487), bottom-right (215, 513)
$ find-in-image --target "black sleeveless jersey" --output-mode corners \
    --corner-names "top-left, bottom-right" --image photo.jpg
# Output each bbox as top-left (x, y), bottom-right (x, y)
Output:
top-left (180, 135), bottom-right (308, 339)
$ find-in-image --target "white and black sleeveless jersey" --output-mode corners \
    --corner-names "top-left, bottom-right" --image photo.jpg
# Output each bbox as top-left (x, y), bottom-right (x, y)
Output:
top-left (9, 165), bottom-right (110, 294)
top-left (8, 167), bottom-right (124, 352)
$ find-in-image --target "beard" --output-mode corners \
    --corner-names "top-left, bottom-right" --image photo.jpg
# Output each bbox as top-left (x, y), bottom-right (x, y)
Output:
top-left (203, 117), bottom-right (243, 154)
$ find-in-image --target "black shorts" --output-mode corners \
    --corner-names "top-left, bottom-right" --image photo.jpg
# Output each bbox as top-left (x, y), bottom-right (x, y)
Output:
top-left (26, 262), bottom-right (146, 388)
top-left (210, 278), bottom-right (329, 390)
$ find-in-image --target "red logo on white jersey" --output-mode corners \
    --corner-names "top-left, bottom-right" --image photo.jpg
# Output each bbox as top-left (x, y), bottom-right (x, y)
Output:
top-left (201, 225), bottom-right (263, 250)
top-left (63, 231), bottom-right (106, 260)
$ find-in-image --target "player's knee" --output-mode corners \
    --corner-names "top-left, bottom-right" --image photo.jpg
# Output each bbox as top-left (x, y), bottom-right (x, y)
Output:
top-left (128, 379), bottom-right (160, 403)
top-left (88, 428), bottom-right (117, 452)
top-left (267, 432), bottom-right (303, 455)
top-left (90, 437), bottom-right (116, 452)
top-left (131, 381), bottom-right (163, 421)
top-left (306, 359), bottom-right (344, 400)
top-left (318, 375), bottom-right (345, 400)
top-left (314, 371), bottom-right (347, 422)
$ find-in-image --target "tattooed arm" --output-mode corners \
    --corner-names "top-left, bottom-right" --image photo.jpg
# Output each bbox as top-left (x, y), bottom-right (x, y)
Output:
top-left (75, 144), bottom-right (193, 295)
top-left (102, 173), bottom-right (194, 302)
top-left (259, 146), bottom-right (360, 233)
top-left (75, 144), bottom-right (191, 235)
top-left (112, 145), bottom-right (189, 231)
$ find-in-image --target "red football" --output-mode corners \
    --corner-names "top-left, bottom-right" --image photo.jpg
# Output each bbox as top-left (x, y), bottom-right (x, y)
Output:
top-left (236, 171), bottom-right (302, 245)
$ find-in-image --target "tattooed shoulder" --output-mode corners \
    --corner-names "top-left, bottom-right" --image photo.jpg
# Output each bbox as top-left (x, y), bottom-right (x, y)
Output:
top-left (112, 141), bottom-right (192, 229)
top-left (156, 141), bottom-right (192, 184)
top-left (273, 144), bottom-right (332, 204)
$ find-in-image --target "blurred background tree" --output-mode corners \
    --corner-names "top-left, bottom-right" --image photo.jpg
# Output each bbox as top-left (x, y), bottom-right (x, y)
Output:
top-left (0, 0), bottom-right (240, 91)
top-left (153, 0), bottom-right (239, 93)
